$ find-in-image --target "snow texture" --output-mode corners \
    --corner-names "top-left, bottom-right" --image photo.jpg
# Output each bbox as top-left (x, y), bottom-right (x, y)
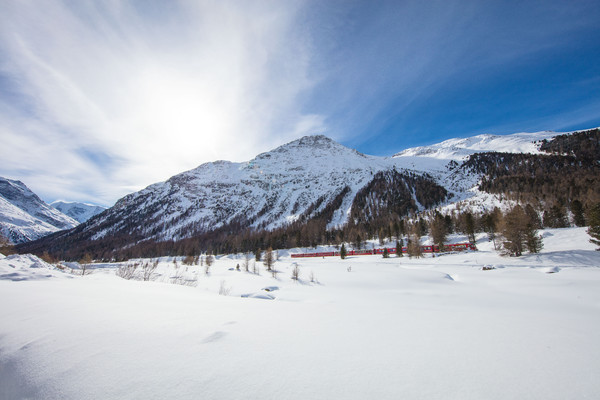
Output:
top-left (1, 227), bottom-right (599, 399)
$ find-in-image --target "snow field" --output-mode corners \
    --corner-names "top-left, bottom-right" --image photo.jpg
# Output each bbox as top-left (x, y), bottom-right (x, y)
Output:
top-left (0, 227), bottom-right (599, 399)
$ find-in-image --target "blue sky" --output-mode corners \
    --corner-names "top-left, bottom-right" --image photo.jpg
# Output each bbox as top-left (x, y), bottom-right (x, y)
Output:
top-left (1, 0), bottom-right (599, 206)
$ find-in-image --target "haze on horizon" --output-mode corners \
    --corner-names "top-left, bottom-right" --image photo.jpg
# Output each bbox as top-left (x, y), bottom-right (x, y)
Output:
top-left (1, 0), bottom-right (599, 207)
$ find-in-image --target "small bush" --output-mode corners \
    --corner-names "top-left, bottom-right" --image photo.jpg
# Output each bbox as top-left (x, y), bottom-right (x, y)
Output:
top-left (116, 263), bottom-right (139, 280)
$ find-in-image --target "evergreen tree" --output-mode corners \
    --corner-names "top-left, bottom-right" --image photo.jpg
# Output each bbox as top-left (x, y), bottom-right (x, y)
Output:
top-left (524, 204), bottom-right (542, 229)
top-left (340, 243), bottom-right (347, 259)
top-left (418, 218), bottom-right (428, 236)
top-left (524, 223), bottom-right (543, 253)
top-left (354, 234), bottom-right (363, 250)
top-left (543, 204), bottom-right (568, 228)
top-left (464, 212), bottom-right (476, 243)
top-left (396, 239), bottom-right (403, 257)
top-left (382, 247), bottom-right (389, 258)
top-left (444, 215), bottom-right (454, 234)
top-left (571, 200), bottom-right (586, 227)
top-left (587, 202), bottom-right (600, 250)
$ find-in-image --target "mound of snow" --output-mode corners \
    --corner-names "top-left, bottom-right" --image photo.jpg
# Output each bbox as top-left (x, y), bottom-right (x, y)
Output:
top-left (0, 254), bottom-right (65, 281)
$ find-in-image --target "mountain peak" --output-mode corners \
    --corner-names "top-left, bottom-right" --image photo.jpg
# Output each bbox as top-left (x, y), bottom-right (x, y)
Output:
top-left (256, 135), bottom-right (367, 162)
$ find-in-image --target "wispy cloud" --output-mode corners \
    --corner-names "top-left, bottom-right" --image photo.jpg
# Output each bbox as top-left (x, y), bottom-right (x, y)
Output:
top-left (0, 1), bottom-right (599, 205)
top-left (0, 0), bottom-right (320, 205)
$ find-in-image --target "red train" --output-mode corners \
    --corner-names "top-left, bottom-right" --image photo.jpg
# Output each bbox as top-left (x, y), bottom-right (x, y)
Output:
top-left (290, 242), bottom-right (476, 258)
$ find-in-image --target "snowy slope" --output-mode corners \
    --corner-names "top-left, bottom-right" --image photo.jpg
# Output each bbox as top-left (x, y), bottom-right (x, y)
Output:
top-left (0, 177), bottom-right (77, 244)
top-left (91, 135), bottom-right (403, 240)
top-left (1, 227), bottom-right (599, 399)
top-left (51, 201), bottom-right (106, 223)
top-left (393, 130), bottom-right (560, 160)
top-left (392, 130), bottom-right (571, 208)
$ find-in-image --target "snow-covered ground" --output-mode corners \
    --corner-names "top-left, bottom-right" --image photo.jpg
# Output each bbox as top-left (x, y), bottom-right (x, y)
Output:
top-left (1, 227), bottom-right (599, 399)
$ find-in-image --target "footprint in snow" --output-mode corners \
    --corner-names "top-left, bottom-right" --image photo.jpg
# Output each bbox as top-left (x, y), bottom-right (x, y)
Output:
top-left (201, 331), bottom-right (228, 344)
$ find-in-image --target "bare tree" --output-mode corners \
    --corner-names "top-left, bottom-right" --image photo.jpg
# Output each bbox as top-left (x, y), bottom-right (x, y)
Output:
top-left (502, 205), bottom-right (531, 256)
top-left (0, 234), bottom-right (15, 255)
top-left (116, 262), bottom-right (138, 280)
top-left (291, 263), bottom-right (300, 281)
top-left (429, 213), bottom-right (447, 251)
top-left (143, 259), bottom-right (159, 281)
top-left (263, 247), bottom-right (274, 271)
top-left (219, 280), bottom-right (231, 296)
top-left (80, 253), bottom-right (93, 276)
top-left (407, 225), bottom-right (423, 258)
top-left (243, 252), bottom-right (251, 272)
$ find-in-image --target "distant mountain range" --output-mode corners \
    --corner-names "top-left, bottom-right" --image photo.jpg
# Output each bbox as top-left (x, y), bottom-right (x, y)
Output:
top-left (17, 127), bottom-right (600, 260)
top-left (0, 177), bottom-right (78, 244)
top-left (51, 201), bottom-right (106, 224)
top-left (0, 178), bottom-right (107, 244)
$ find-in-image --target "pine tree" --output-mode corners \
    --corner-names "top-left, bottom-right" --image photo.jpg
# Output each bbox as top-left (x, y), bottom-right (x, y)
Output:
top-left (354, 234), bottom-right (363, 250)
top-left (396, 239), bottom-right (403, 257)
top-left (524, 223), bottom-right (543, 253)
top-left (571, 200), bottom-right (586, 227)
top-left (340, 243), bottom-right (347, 259)
top-left (524, 204), bottom-right (542, 229)
top-left (587, 202), bottom-right (600, 250)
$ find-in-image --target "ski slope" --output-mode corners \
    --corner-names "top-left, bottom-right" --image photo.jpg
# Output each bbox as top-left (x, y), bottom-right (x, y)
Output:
top-left (1, 227), bottom-right (599, 399)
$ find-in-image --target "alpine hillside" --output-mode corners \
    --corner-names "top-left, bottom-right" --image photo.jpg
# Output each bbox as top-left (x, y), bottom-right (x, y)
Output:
top-left (17, 128), bottom-right (600, 260)
top-left (0, 177), bottom-right (78, 244)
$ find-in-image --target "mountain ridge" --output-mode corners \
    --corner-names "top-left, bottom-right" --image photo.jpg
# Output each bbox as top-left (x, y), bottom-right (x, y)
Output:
top-left (0, 177), bottom-right (78, 244)
top-left (51, 201), bottom-right (107, 224)
top-left (17, 128), bottom-right (600, 259)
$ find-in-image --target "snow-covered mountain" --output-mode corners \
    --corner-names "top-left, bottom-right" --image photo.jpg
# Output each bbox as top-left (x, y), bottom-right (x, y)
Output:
top-left (88, 135), bottom-right (402, 241)
top-left (0, 177), bottom-right (78, 244)
top-left (51, 201), bottom-right (106, 224)
top-left (393, 130), bottom-right (559, 160)
top-left (22, 128), bottom-right (589, 257)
